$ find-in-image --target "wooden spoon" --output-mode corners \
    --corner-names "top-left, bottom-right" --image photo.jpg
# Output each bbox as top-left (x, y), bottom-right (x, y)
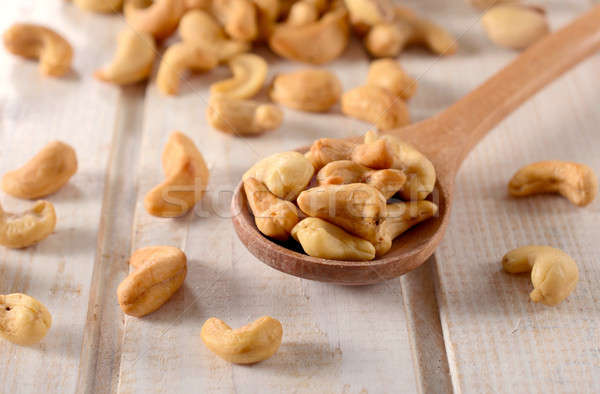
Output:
top-left (232, 6), bottom-right (600, 285)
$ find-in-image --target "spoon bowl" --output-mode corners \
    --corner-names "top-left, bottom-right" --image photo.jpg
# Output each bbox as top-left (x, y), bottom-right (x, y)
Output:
top-left (232, 6), bottom-right (600, 284)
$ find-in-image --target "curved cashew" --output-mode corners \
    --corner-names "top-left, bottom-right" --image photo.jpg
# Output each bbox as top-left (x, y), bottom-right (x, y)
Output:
top-left (366, 59), bottom-right (417, 100)
top-left (317, 160), bottom-right (406, 199)
top-left (509, 161), bottom-right (598, 207)
top-left (243, 151), bottom-right (315, 200)
top-left (244, 178), bottom-right (299, 241)
top-left (95, 29), bottom-right (156, 85)
top-left (287, 0), bottom-right (328, 26)
top-left (144, 132), bottom-right (209, 217)
top-left (341, 85), bottom-right (410, 131)
top-left (0, 201), bottom-right (57, 249)
top-left (269, 7), bottom-right (350, 64)
top-left (201, 316), bottom-right (283, 364)
top-left (2, 141), bottom-right (77, 199)
top-left (253, 0), bottom-right (280, 40)
top-left (270, 68), bottom-right (342, 112)
top-left (212, 0), bottom-right (259, 42)
top-left (73, 0), bottom-right (123, 13)
top-left (178, 10), bottom-right (250, 63)
top-left (482, 5), bottom-right (549, 50)
top-left (124, 0), bottom-right (186, 40)
top-left (374, 201), bottom-right (438, 257)
top-left (352, 132), bottom-right (436, 200)
top-left (292, 217), bottom-right (376, 261)
top-left (3, 23), bottom-right (73, 77)
top-left (345, 0), bottom-right (395, 31)
top-left (156, 42), bottom-right (218, 95)
top-left (305, 138), bottom-right (359, 170)
top-left (117, 246), bottom-right (187, 317)
top-left (502, 246), bottom-right (578, 306)
top-left (297, 183), bottom-right (387, 245)
top-left (0, 294), bottom-right (51, 346)
top-left (210, 54), bottom-right (268, 99)
top-left (206, 97), bottom-right (283, 136)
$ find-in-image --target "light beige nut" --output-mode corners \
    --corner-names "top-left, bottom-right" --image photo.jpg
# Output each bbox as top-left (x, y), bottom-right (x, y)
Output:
top-left (210, 54), bottom-right (268, 99)
top-left (117, 246), bottom-right (187, 317)
top-left (212, 0), bottom-right (259, 42)
top-left (72, 0), bottom-right (123, 13)
top-left (156, 42), bottom-right (218, 95)
top-left (292, 217), bottom-right (376, 261)
top-left (341, 85), bottom-right (410, 131)
top-left (201, 316), bottom-right (283, 364)
top-left (244, 178), bottom-right (299, 241)
top-left (287, 0), bottom-right (328, 27)
top-left (366, 58), bottom-right (417, 100)
top-left (253, 0), bottom-right (281, 40)
top-left (482, 4), bottom-right (549, 50)
top-left (344, 0), bottom-right (395, 31)
top-left (0, 201), bottom-right (57, 249)
top-left (317, 160), bottom-right (406, 199)
top-left (374, 200), bottom-right (437, 256)
top-left (3, 23), bottom-right (73, 77)
top-left (0, 294), bottom-right (51, 346)
top-left (184, 0), bottom-right (211, 10)
top-left (502, 246), bottom-right (578, 306)
top-left (206, 97), bottom-right (283, 136)
top-left (144, 132), bottom-right (209, 217)
top-left (269, 7), bottom-right (350, 64)
top-left (297, 183), bottom-right (387, 245)
top-left (2, 141), bottom-right (77, 199)
top-left (179, 9), bottom-right (250, 62)
top-left (95, 29), bottom-right (156, 85)
top-left (270, 69), bottom-right (342, 112)
top-left (467, 0), bottom-right (518, 10)
top-left (243, 151), bottom-right (314, 200)
top-left (125, 0), bottom-right (186, 40)
top-left (508, 161), bottom-right (598, 207)
top-left (305, 138), bottom-right (359, 170)
top-left (353, 131), bottom-right (436, 200)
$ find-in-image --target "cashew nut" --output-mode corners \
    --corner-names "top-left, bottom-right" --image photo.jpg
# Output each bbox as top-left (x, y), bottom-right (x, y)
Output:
top-left (287, 0), bottom-right (328, 26)
top-left (206, 97), bottom-right (283, 136)
top-left (292, 217), bottom-right (376, 261)
top-left (297, 183), bottom-right (387, 245)
top-left (2, 141), bottom-right (77, 199)
top-left (210, 54), bottom-right (268, 99)
top-left (269, 7), bottom-right (350, 64)
top-left (253, 0), bottom-right (280, 40)
top-left (0, 294), bottom-right (51, 346)
top-left (305, 138), bottom-right (359, 170)
top-left (344, 0), bottom-right (395, 31)
top-left (3, 23), bottom-right (73, 77)
top-left (178, 10), bottom-right (250, 62)
top-left (124, 0), bottom-right (186, 40)
top-left (467, 0), bottom-right (518, 10)
top-left (184, 0), bottom-right (211, 10)
top-left (341, 85), bottom-right (410, 130)
top-left (317, 160), bottom-right (406, 199)
top-left (72, 0), bottom-right (123, 13)
top-left (508, 161), bottom-right (598, 207)
top-left (95, 29), bottom-right (156, 85)
top-left (352, 132), bottom-right (436, 200)
top-left (482, 5), bottom-right (549, 50)
top-left (374, 201), bottom-right (438, 257)
top-left (156, 42), bottom-right (218, 95)
top-left (212, 0), bottom-right (259, 42)
top-left (502, 246), bottom-right (578, 306)
top-left (244, 178), bottom-right (299, 241)
top-left (117, 246), bottom-right (187, 317)
top-left (0, 201), bottom-right (57, 249)
top-left (243, 151), bottom-right (315, 200)
top-left (366, 58), bottom-right (417, 100)
top-left (201, 316), bottom-right (283, 364)
top-left (144, 132), bottom-right (209, 217)
top-left (269, 69), bottom-right (342, 112)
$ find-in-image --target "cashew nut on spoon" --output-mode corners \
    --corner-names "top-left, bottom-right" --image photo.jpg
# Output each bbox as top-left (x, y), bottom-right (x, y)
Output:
top-left (231, 7), bottom-right (600, 284)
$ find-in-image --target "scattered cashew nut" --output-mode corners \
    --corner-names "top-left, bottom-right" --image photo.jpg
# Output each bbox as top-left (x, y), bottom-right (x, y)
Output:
top-left (270, 69), bottom-right (342, 112)
top-left (156, 42), bottom-right (218, 95)
top-left (0, 201), bottom-right (57, 249)
top-left (467, 0), bottom-right (518, 10)
top-left (482, 4), bottom-right (549, 50)
top-left (201, 316), bottom-right (283, 364)
top-left (287, 0), bottom-right (328, 26)
top-left (144, 132), bottom-right (209, 217)
top-left (508, 161), bottom-right (598, 207)
top-left (344, 0), bottom-right (395, 31)
top-left (124, 0), bottom-right (186, 40)
top-left (341, 85), bottom-right (410, 130)
top-left (502, 246), bottom-right (578, 306)
top-left (2, 141), bottom-right (77, 199)
top-left (206, 97), bottom-right (283, 136)
top-left (3, 23), bottom-right (73, 77)
top-left (117, 246), bottom-right (187, 317)
top-left (72, 0), bottom-right (123, 13)
top-left (366, 58), bottom-right (417, 100)
top-left (210, 53), bottom-right (268, 99)
top-left (0, 293), bottom-right (51, 346)
top-left (212, 0), bottom-right (259, 42)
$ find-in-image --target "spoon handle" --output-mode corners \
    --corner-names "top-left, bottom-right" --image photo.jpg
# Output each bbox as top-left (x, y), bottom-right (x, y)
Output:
top-left (436, 5), bottom-right (600, 169)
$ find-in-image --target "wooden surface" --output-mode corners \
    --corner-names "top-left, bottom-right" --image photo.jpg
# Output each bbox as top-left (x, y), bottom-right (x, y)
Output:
top-left (0, 0), bottom-right (598, 393)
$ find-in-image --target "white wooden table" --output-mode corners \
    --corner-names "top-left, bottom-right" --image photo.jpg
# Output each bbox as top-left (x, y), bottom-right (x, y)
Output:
top-left (1, 1), bottom-right (599, 393)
